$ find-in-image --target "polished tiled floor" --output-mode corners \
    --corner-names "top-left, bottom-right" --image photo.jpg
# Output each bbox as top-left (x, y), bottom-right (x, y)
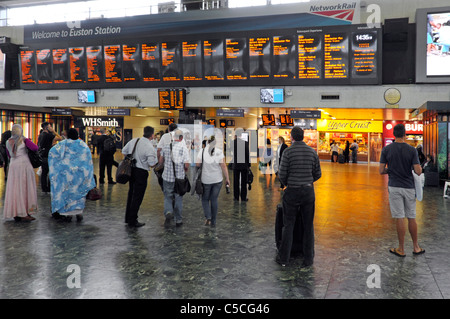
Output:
top-left (0, 159), bottom-right (449, 299)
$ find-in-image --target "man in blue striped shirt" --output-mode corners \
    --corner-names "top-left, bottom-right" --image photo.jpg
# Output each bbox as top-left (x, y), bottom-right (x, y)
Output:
top-left (277, 126), bottom-right (321, 267)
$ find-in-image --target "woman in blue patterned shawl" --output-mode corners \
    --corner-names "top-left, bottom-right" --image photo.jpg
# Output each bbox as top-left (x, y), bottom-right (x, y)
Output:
top-left (49, 128), bottom-right (96, 222)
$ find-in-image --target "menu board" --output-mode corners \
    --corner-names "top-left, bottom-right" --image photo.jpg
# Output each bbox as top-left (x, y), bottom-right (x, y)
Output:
top-left (69, 47), bottom-right (86, 83)
top-left (351, 31), bottom-right (378, 81)
top-left (86, 46), bottom-right (103, 83)
top-left (142, 43), bottom-right (160, 82)
top-left (36, 49), bottom-right (52, 84)
top-left (225, 38), bottom-right (248, 80)
top-left (249, 37), bottom-right (270, 79)
top-left (104, 44), bottom-right (122, 83)
top-left (19, 24), bottom-right (381, 90)
top-left (298, 33), bottom-right (322, 79)
top-left (52, 48), bottom-right (69, 84)
top-left (123, 44), bottom-right (141, 82)
top-left (20, 50), bottom-right (37, 84)
top-left (158, 88), bottom-right (186, 110)
top-left (324, 32), bottom-right (349, 79)
top-left (162, 42), bottom-right (181, 81)
top-left (273, 35), bottom-right (297, 79)
top-left (204, 39), bottom-right (224, 81)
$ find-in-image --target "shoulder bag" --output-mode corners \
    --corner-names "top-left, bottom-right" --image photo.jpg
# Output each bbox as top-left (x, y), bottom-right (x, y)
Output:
top-left (116, 138), bottom-right (140, 184)
top-left (171, 143), bottom-right (191, 196)
top-left (25, 138), bottom-right (43, 168)
top-left (195, 149), bottom-right (204, 195)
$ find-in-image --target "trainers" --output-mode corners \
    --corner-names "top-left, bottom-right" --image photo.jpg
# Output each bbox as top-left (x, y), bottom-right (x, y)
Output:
top-left (164, 212), bottom-right (173, 226)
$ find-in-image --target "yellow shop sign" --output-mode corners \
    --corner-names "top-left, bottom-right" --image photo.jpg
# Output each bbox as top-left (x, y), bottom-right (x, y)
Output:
top-left (317, 119), bottom-right (383, 133)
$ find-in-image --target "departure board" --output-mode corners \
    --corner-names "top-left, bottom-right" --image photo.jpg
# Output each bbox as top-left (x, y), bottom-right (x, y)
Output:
top-left (123, 44), bottom-right (141, 82)
top-left (279, 114), bottom-right (293, 126)
top-left (104, 45), bottom-right (122, 83)
top-left (324, 32), bottom-right (349, 79)
top-left (351, 31), bottom-right (378, 82)
top-left (158, 88), bottom-right (186, 110)
top-left (69, 47), bottom-right (86, 83)
top-left (36, 49), bottom-right (52, 84)
top-left (52, 48), bottom-right (69, 84)
top-left (86, 46), bottom-right (103, 83)
top-left (298, 33), bottom-right (322, 79)
top-left (204, 39), bottom-right (224, 81)
top-left (273, 35), bottom-right (297, 79)
top-left (142, 43), bottom-right (160, 82)
top-left (162, 42), bottom-right (181, 82)
top-left (225, 38), bottom-right (248, 80)
top-left (249, 37), bottom-right (270, 79)
top-left (20, 50), bottom-right (37, 84)
top-left (182, 40), bottom-right (202, 81)
top-left (20, 24), bottom-right (381, 90)
top-left (261, 114), bottom-right (275, 126)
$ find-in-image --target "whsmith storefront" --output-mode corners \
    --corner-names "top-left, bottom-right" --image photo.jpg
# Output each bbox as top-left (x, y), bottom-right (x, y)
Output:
top-left (317, 119), bottom-right (383, 163)
top-left (74, 116), bottom-right (124, 151)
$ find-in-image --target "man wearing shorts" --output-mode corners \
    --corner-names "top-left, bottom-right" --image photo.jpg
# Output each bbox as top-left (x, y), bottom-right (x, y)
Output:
top-left (379, 124), bottom-right (424, 257)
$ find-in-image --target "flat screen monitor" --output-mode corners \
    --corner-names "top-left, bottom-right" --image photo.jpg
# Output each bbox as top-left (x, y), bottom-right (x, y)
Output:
top-left (77, 90), bottom-right (96, 103)
top-left (416, 6), bottom-right (450, 83)
top-left (260, 88), bottom-right (284, 104)
top-left (261, 114), bottom-right (276, 126)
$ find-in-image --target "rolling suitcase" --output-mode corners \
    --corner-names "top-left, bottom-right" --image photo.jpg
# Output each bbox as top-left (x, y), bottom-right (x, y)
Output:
top-left (338, 154), bottom-right (345, 164)
top-left (275, 203), bottom-right (303, 256)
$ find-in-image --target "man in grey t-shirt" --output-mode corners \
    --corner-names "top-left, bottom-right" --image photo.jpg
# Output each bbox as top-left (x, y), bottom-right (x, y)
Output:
top-left (379, 124), bottom-right (424, 257)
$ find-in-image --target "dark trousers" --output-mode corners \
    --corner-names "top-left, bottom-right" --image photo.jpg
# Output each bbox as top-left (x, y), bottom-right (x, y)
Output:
top-left (279, 186), bottom-right (315, 263)
top-left (233, 168), bottom-right (248, 200)
top-left (99, 153), bottom-right (116, 183)
top-left (125, 167), bottom-right (149, 225)
top-left (352, 151), bottom-right (358, 163)
top-left (41, 157), bottom-right (50, 192)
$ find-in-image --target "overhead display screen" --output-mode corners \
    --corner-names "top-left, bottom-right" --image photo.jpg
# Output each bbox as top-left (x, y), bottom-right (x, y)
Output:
top-left (182, 40), bottom-right (202, 81)
top-left (261, 114), bottom-right (276, 126)
top-left (123, 44), bottom-right (141, 82)
top-left (86, 46), bottom-right (103, 83)
top-left (104, 44), bottom-right (122, 83)
top-left (279, 114), bottom-right (294, 126)
top-left (36, 48), bottom-right (53, 84)
top-left (20, 50), bottom-right (37, 85)
top-left (69, 47), bottom-right (86, 83)
top-left (159, 88), bottom-right (186, 110)
top-left (249, 36), bottom-right (271, 79)
top-left (204, 39), bottom-right (224, 81)
top-left (20, 24), bottom-right (381, 89)
top-left (142, 43), bottom-right (160, 82)
top-left (225, 38), bottom-right (248, 80)
top-left (162, 41), bottom-right (182, 82)
top-left (52, 48), bottom-right (69, 84)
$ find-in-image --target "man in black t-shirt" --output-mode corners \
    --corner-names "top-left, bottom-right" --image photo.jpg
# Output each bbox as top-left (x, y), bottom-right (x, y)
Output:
top-left (98, 129), bottom-right (117, 184)
top-left (379, 124), bottom-right (424, 257)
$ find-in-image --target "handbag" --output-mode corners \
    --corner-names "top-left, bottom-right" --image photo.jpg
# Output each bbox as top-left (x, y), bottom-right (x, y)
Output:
top-left (86, 187), bottom-right (102, 200)
top-left (170, 143), bottom-right (191, 196)
top-left (25, 139), bottom-right (43, 168)
top-left (195, 149), bottom-right (204, 195)
top-left (116, 138), bottom-right (140, 184)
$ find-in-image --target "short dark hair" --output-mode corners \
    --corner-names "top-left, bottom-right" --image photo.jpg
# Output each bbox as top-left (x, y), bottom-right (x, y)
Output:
top-left (41, 121), bottom-right (50, 129)
top-left (168, 123), bottom-right (177, 132)
top-left (291, 126), bottom-right (304, 141)
top-left (68, 128), bottom-right (79, 140)
top-left (143, 126), bottom-right (154, 138)
top-left (393, 123), bottom-right (406, 138)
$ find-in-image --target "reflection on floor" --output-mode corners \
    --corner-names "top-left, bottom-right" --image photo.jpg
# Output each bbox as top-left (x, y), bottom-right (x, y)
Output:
top-left (0, 161), bottom-right (449, 299)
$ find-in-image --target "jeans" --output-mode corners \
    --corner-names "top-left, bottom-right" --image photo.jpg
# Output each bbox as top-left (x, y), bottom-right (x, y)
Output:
top-left (202, 181), bottom-right (222, 226)
top-left (279, 186), bottom-right (316, 263)
top-left (125, 167), bottom-right (148, 225)
top-left (163, 180), bottom-right (183, 223)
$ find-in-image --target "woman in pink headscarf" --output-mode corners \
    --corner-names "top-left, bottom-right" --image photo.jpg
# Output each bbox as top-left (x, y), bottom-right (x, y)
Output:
top-left (3, 124), bottom-right (38, 221)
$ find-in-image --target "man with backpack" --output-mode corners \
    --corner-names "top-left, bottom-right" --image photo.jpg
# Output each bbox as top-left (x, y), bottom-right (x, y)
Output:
top-left (98, 129), bottom-right (117, 184)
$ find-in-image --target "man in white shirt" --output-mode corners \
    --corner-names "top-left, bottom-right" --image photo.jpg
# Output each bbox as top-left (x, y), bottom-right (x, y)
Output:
top-left (122, 126), bottom-right (158, 228)
top-left (159, 129), bottom-right (190, 227)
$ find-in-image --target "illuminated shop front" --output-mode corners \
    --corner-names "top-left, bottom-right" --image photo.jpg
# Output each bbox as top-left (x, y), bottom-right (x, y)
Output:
top-left (0, 109), bottom-right (52, 144)
top-left (317, 119), bottom-right (383, 163)
top-left (383, 120), bottom-right (423, 147)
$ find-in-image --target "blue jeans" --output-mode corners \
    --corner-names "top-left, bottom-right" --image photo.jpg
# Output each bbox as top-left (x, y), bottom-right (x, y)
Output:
top-left (163, 180), bottom-right (183, 223)
top-left (202, 182), bottom-right (222, 226)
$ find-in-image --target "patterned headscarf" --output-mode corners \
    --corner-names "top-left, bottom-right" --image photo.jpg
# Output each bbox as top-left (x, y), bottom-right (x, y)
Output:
top-left (9, 124), bottom-right (24, 155)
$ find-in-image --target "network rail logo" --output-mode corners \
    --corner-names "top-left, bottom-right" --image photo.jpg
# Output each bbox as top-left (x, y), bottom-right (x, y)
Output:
top-left (309, 1), bottom-right (359, 23)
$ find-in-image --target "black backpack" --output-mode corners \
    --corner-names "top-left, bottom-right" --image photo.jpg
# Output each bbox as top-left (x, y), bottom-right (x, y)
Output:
top-left (103, 136), bottom-right (116, 153)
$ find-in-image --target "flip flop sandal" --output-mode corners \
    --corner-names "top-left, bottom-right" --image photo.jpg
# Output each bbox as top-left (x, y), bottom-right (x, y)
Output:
top-left (413, 249), bottom-right (425, 255)
top-left (389, 248), bottom-right (406, 257)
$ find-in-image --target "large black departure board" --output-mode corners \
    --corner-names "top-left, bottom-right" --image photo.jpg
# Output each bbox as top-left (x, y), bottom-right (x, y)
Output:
top-left (20, 24), bottom-right (381, 89)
